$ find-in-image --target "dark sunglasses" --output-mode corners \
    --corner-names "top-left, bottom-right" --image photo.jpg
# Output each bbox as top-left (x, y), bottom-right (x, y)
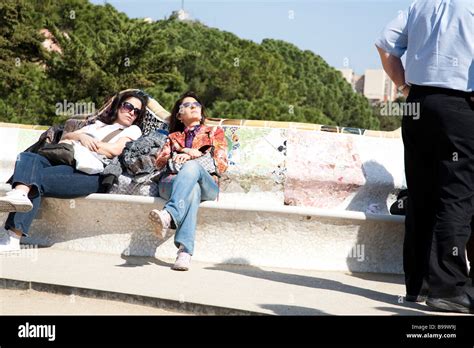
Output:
top-left (181, 101), bottom-right (202, 109)
top-left (121, 101), bottom-right (141, 116)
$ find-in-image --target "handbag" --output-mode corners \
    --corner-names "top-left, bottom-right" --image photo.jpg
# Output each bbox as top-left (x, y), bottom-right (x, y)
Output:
top-left (37, 143), bottom-right (75, 166)
top-left (166, 126), bottom-right (221, 176)
top-left (73, 128), bottom-right (124, 174)
top-left (167, 150), bottom-right (218, 175)
top-left (73, 142), bottom-right (106, 175)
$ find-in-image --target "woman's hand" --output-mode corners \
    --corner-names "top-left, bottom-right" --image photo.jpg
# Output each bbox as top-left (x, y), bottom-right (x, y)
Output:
top-left (186, 148), bottom-right (203, 159)
top-left (174, 153), bottom-right (191, 164)
top-left (58, 139), bottom-right (74, 145)
top-left (78, 134), bottom-right (99, 152)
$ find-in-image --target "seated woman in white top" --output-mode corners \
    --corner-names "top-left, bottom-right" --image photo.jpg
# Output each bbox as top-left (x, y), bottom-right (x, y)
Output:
top-left (0, 90), bottom-right (147, 252)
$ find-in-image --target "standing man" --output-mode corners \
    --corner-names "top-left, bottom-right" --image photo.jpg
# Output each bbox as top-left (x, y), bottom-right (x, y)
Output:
top-left (376, 0), bottom-right (473, 313)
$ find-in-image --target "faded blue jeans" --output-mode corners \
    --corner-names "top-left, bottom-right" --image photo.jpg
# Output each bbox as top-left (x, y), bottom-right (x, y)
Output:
top-left (5, 152), bottom-right (101, 236)
top-left (158, 161), bottom-right (219, 255)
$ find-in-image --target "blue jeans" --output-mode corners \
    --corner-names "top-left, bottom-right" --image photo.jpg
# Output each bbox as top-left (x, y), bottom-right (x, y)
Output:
top-left (5, 152), bottom-right (101, 236)
top-left (158, 161), bottom-right (219, 255)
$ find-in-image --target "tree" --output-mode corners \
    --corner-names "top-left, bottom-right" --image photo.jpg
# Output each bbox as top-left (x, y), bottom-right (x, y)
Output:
top-left (0, 0), bottom-right (382, 130)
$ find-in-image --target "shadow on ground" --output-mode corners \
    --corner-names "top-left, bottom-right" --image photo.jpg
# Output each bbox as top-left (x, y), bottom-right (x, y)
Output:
top-left (260, 304), bottom-right (329, 315)
top-left (116, 254), bottom-right (173, 268)
top-left (206, 260), bottom-right (429, 315)
top-left (347, 272), bottom-right (405, 285)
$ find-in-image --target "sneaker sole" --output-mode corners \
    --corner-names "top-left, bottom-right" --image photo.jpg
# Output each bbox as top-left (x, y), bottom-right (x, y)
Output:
top-left (406, 295), bottom-right (427, 303)
top-left (426, 298), bottom-right (472, 314)
top-left (148, 210), bottom-right (166, 239)
top-left (171, 266), bottom-right (189, 271)
top-left (0, 201), bottom-right (33, 213)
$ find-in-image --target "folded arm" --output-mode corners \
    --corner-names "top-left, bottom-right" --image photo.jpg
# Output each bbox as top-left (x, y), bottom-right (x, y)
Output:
top-left (96, 137), bottom-right (133, 158)
top-left (61, 128), bottom-right (132, 158)
top-left (60, 128), bottom-right (100, 152)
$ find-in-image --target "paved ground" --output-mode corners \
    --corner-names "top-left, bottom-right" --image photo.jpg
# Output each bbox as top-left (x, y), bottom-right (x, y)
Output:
top-left (0, 247), bottom-right (471, 315)
top-left (0, 288), bottom-right (188, 315)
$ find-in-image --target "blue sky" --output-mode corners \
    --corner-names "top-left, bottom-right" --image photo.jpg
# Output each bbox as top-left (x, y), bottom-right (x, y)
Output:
top-left (90, 0), bottom-right (413, 75)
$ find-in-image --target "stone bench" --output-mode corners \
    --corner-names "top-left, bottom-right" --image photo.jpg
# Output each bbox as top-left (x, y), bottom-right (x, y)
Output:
top-left (0, 121), bottom-right (406, 273)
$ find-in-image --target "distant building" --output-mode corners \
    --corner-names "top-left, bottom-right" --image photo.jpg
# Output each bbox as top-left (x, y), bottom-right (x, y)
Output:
top-left (170, 1), bottom-right (192, 21)
top-left (338, 68), bottom-right (398, 102)
top-left (339, 68), bottom-right (353, 85)
top-left (143, 17), bottom-right (153, 24)
top-left (383, 74), bottom-right (397, 102)
top-left (364, 69), bottom-right (387, 101)
top-left (353, 74), bottom-right (365, 95)
top-left (170, 9), bottom-right (192, 21)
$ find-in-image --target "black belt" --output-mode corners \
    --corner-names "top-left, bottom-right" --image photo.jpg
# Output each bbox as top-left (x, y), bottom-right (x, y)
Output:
top-left (410, 84), bottom-right (473, 98)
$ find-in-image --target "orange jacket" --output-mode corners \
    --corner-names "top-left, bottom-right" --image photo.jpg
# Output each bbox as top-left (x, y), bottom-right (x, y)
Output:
top-left (155, 125), bottom-right (228, 175)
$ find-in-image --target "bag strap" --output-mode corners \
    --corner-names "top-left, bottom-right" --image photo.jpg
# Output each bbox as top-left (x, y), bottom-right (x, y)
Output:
top-left (101, 128), bottom-right (123, 143)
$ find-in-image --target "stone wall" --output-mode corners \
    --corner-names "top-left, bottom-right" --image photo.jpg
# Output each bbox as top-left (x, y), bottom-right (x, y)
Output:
top-left (0, 121), bottom-right (406, 272)
top-left (0, 121), bottom-right (406, 213)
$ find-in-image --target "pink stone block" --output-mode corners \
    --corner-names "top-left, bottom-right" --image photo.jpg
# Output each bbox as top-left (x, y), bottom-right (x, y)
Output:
top-left (285, 130), bottom-right (366, 208)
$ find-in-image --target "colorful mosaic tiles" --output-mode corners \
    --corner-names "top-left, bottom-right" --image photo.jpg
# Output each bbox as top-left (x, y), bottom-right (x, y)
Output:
top-left (1, 122), bottom-right (405, 212)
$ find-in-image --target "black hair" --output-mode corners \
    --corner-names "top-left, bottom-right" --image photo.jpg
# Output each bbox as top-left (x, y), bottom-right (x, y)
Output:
top-left (101, 90), bottom-right (148, 126)
top-left (169, 91), bottom-right (207, 133)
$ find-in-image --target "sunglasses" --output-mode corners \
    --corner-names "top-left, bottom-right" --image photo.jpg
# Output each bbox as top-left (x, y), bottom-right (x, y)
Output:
top-left (121, 101), bottom-right (141, 116)
top-left (180, 102), bottom-right (202, 109)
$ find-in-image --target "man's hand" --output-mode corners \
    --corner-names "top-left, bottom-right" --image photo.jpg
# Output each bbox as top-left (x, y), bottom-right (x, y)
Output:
top-left (402, 85), bottom-right (411, 97)
top-left (404, 88), bottom-right (411, 97)
top-left (78, 134), bottom-right (99, 152)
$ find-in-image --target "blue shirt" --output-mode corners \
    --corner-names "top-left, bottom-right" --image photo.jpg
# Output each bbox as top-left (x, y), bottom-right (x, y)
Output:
top-left (375, 0), bottom-right (473, 92)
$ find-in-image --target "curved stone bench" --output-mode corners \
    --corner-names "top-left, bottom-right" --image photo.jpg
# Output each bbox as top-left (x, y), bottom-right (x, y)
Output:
top-left (0, 183), bottom-right (404, 273)
top-left (0, 121), bottom-right (406, 273)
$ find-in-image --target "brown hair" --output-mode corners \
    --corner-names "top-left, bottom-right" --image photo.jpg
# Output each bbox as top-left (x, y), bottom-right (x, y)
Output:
top-left (169, 91), bottom-right (207, 133)
top-left (101, 90), bottom-right (148, 126)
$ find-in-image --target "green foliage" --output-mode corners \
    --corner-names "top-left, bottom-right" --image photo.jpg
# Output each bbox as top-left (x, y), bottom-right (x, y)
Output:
top-left (0, 0), bottom-right (381, 129)
top-left (373, 97), bottom-right (405, 131)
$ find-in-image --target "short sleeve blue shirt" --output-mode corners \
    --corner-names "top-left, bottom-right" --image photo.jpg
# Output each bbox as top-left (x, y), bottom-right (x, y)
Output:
top-left (376, 0), bottom-right (473, 92)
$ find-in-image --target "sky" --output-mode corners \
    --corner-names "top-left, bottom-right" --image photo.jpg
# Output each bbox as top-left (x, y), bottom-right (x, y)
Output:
top-left (89, 0), bottom-right (413, 75)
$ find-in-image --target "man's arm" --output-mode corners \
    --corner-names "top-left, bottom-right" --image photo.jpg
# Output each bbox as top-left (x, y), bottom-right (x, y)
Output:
top-left (376, 45), bottom-right (410, 97)
top-left (375, 6), bottom-right (411, 97)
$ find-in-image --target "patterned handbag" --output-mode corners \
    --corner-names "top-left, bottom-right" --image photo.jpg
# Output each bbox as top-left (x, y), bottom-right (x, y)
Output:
top-left (140, 109), bottom-right (169, 136)
top-left (167, 150), bottom-right (218, 175)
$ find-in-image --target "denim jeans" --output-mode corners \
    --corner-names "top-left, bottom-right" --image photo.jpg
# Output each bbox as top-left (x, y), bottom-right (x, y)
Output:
top-left (5, 152), bottom-right (101, 236)
top-left (158, 161), bottom-right (219, 255)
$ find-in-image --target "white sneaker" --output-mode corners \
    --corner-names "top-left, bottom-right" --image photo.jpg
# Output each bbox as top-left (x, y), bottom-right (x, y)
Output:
top-left (0, 190), bottom-right (33, 213)
top-left (171, 246), bottom-right (191, 271)
top-left (0, 227), bottom-right (21, 253)
top-left (148, 209), bottom-right (173, 239)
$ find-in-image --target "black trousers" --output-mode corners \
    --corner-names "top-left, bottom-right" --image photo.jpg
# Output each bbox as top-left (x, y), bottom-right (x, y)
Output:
top-left (469, 224), bottom-right (474, 278)
top-left (402, 85), bottom-right (474, 298)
